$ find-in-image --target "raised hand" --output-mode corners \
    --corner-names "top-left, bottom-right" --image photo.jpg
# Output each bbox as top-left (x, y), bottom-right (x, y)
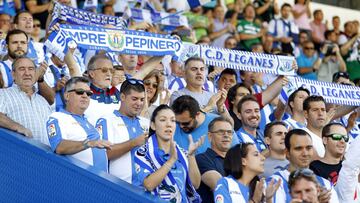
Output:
top-left (265, 178), bottom-right (282, 201)
top-left (169, 140), bottom-right (178, 163)
top-left (188, 134), bottom-right (205, 156)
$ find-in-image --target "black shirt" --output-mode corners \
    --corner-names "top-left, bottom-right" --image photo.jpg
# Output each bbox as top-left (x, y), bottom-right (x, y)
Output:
top-left (310, 160), bottom-right (342, 185)
top-left (229, 109), bottom-right (242, 131)
top-left (196, 148), bottom-right (225, 203)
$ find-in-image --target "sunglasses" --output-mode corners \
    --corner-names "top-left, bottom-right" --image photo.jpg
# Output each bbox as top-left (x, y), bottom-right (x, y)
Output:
top-left (33, 24), bottom-right (41, 28)
top-left (324, 133), bottom-right (349, 142)
top-left (144, 80), bottom-right (158, 89)
top-left (178, 117), bottom-right (195, 127)
top-left (304, 47), bottom-right (315, 50)
top-left (67, 89), bottom-right (93, 96)
top-left (92, 67), bottom-right (115, 74)
top-left (127, 78), bottom-right (144, 85)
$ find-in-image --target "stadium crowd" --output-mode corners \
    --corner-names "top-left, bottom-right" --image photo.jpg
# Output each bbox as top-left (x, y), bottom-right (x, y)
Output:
top-left (1, 0), bottom-right (360, 202)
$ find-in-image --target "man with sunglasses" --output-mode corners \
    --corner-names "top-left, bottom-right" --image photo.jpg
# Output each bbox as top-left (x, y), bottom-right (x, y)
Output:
top-left (85, 54), bottom-right (121, 125)
top-left (310, 123), bottom-right (348, 185)
top-left (46, 77), bottom-right (111, 172)
top-left (296, 40), bottom-right (322, 81)
top-left (95, 78), bottom-right (149, 184)
top-left (269, 129), bottom-right (339, 203)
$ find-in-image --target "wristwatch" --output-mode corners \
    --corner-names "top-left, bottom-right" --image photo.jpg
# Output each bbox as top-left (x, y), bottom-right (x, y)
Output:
top-left (83, 139), bottom-right (90, 149)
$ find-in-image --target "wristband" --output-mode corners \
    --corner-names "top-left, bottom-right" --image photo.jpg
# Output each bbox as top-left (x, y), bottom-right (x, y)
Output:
top-left (319, 52), bottom-right (325, 59)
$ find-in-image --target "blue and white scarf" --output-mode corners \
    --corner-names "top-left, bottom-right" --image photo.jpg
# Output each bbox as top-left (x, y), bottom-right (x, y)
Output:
top-left (134, 135), bottom-right (201, 203)
top-left (51, 2), bottom-right (127, 29)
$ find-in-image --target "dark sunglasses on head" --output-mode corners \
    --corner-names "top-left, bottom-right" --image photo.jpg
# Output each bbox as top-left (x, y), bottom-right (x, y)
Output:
top-left (127, 78), bottom-right (144, 85)
top-left (291, 168), bottom-right (315, 179)
top-left (324, 133), bottom-right (349, 142)
top-left (67, 89), bottom-right (93, 96)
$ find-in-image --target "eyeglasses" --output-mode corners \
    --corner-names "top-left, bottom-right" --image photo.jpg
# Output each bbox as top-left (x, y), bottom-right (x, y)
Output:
top-left (324, 133), bottom-right (349, 142)
top-left (33, 24), bottom-right (41, 28)
top-left (178, 117), bottom-right (194, 127)
top-left (210, 129), bottom-right (233, 136)
top-left (67, 89), bottom-right (93, 96)
top-left (304, 47), bottom-right (315, 50)
top-left (144, 80), bottom-right (158, 89)
top-left (92, 67), bottom-right (115, 74)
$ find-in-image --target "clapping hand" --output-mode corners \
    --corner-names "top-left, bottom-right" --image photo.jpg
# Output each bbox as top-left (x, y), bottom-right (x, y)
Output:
top-left (188, 134), bottom-right (205, 156)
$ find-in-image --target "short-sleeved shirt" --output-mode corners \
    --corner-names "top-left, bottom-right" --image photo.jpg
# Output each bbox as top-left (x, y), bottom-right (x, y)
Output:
top-left (170, 88), bottom-right (215, 110)
top-left (0, 59), bottom-right (13, 88)
top-left (196, 148), bottom-right (225, 203)
top-left (95, 110), bottom-right (148, 184)
top-left (237, 20), bottom-right (261, 51)
top-left (46, 109), bottom-right (108, 172)
top-left (296, 52), bottom-right (318, 80)
top-left (0, 85), bottom-right (51, 145)
top-left (310, 160), bottom-right (342, 185)
top-left (173, 112), bottom-right (240, 155)
top-left (263, 157), bottom-right (289, 178)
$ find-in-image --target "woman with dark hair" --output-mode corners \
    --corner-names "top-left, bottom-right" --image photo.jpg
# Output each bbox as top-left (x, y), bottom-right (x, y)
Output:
top-left (135, 105), bottom-right (205, 203)
top-left (214, 143), bottom-right (281, 203)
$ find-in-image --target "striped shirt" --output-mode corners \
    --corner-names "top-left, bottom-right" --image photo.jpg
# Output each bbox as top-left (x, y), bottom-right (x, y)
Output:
top-left (0, 85), bottom-right (52, 145)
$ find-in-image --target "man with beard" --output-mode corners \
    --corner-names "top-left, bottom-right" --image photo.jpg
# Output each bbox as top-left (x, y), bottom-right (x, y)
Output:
top-left (310, 123), bottom-right (348, 185)
top-left (269, 129), bottom-right (339, 203)
top-left (235, 95), bottom-right (267, 153)
top-left (172, 95), bottom-right (239, 155)
top-left (46, 77), bottom-right (111, 172)
top-left (0, 29), bottom-right (54, 104)
top-left (95, 79), bottom-right (149, 184)
top-left (14, 11), bottom-right (44, 66)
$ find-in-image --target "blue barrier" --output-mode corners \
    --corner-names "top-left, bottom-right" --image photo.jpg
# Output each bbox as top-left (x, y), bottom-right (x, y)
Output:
top-left (0, 128), bottom-right (165, 202)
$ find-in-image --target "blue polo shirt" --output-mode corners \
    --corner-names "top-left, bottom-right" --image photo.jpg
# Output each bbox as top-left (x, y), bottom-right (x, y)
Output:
top-left (296, 52), bottom-right (318, 81)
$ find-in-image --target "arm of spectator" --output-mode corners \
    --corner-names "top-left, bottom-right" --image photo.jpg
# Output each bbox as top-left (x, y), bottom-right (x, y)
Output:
top-left (132, 56), bottom-right (164, 80)
top-left (333, 105), bottom-right (357, 121)
top-left (202, 170), bottom-right (222, 190)
top-left (143, 140), bottom-right (177, 191)
top-left (64, 49), bottom-right (81, 77)
top-left (37, 61), bottom-right (55, 105)
top-left (26, 0), bottom-right (51, 14)
top-left (255, 1), bottom-right (272, 16)
top-left (239, 32), bottom-right (262, 40)
top-left (217, 89), bottom-right (235, 126)
top-left (187, 135), bottom-right (204, 189)
top-left (0, 112), bottom-right (33, 137)
top-left (55, 139), bottom-right (112, 155)
top-left (262, 76), bottom-right (288, 106)
top-left (203, 92), bottom-right (221, 113)
top-left (305, 0), bottom-right (311, 17)
top-left (334, 45), bottom-right (347, 72)
top-left (106, 133), bottom-right (148, 160)
top-left (340, 33), bottom-right (360, 56)
top-left (14, 0), bottom-right (21, 9)
top-left (208, 24), bottom-right (234, 41)
top-left (273, 99), bottom-right (286, 121)
top-left (312, 57), bottom-right (322, 72)
top-left (128, 22), bottom-right (152, 31)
